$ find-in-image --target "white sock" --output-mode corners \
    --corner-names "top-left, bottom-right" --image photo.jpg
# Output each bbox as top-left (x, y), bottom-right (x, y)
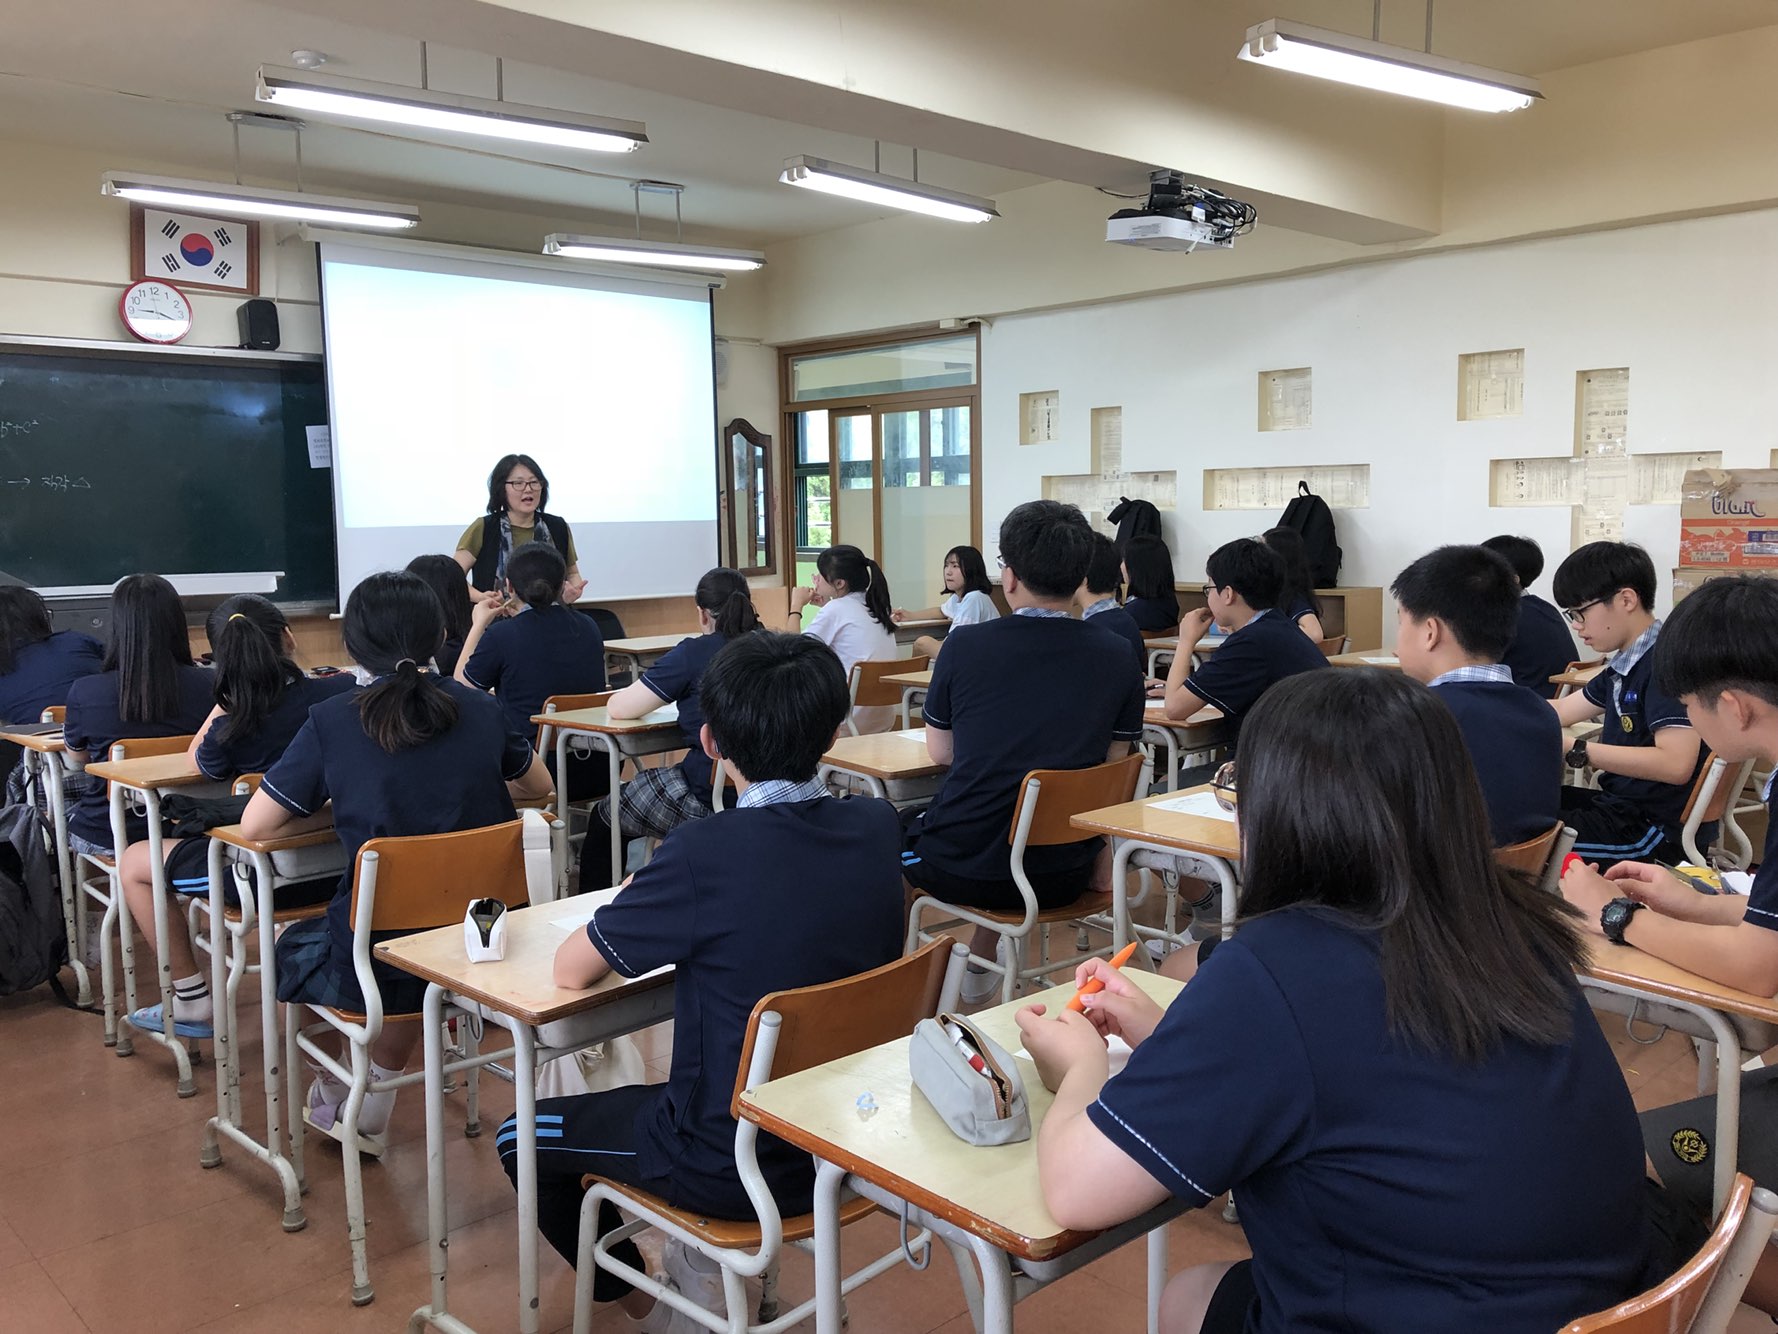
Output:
top-left (357, 1059), bottom-right (403, 1135)
top-left (169, 972), bottom-right (212, 1022)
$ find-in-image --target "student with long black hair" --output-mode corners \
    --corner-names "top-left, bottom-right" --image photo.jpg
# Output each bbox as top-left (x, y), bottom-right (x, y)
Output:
top-left (787, 544), bottom-right (899, 732)
top-left (1121, 535), bottom-right (1181, 632)
top-left (1017, 669), bottom-right (1658, 1334)
top-left (117, 594), bottom-right (357, 1038)
top-left (405, 553), bottom-right (476, 677)
top-left (241, 571), bottom-right (551, 1153)
top-left (0, 585), bottom-right (103, 725)
top-left (892, 544), bottom-right (1001, 660)
top-left (1261, 526), bottom-right (1325, 641)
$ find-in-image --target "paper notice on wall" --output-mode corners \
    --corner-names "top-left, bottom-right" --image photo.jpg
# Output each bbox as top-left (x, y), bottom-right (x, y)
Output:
top-left (1632, 451), bottom-right (1723, 506)
top-left (305, 425), bottom-right (332, 469)
top-left (1491, 456), bottom-right (1578, 507)
top-left (1578, 369), bottom-right (1630, 457)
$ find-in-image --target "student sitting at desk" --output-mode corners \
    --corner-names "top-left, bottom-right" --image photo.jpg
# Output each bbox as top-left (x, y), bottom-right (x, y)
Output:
top-left (242, 571), bottom-right (552, 1154)
top-left (0, 585), bottom-right (102, 786)
top-left (787, 544), bottom-right (898, 733)
top-left (1391, 545), bottom-right (1562, 847)
top-left (405, 553), bottom-right (475, 678)
top-left (1121, 535), bottom-right (1181, 633)
top-left (892, 544), bottom-right (1000, 661)
top-left (1550, 542), bottom-right (1704, 865)
top-left (1261, 526), bottom-right (1324, 642)
top-left (523, 632), bottom-right (903, 1327)
top-left (1483, 534), bottom-right (1581, 700)
top-left (1076, 532), bottom-right (1146, 676)
top-left (902, 500), bottom-right (1146, 1003)
top-left (456, 543), bottom-right (607, 800)
top-left (1018, 669), bottom-right (1661, 1334)
top-left (580, 567), bottom-right (763, 891)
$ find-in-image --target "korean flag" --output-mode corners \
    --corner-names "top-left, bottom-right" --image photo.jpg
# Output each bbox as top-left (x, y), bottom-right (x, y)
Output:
top-left (144, 207), bottom-right (249, 291)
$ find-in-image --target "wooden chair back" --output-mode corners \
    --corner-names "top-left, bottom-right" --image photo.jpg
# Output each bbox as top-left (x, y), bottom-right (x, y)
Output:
top-left (1682, 753), bottom-right (1750, 827)
top-left (1496, 821), bottom-right (1563, 878)
top-left (108, 735), bottom-right (195, 761)
top-left (850, 656), bottom-right (928, 710)
top-left (1007, 753), bottom-right (1146, 847)
top-left (350, 818), bottom-right (530, 933)
top-left (1316, 634), bottom-right (1348, 657)
top-left (729, 936), bottom-right (959, 1116)
top-left (537, 690), bottom-right (617, 747)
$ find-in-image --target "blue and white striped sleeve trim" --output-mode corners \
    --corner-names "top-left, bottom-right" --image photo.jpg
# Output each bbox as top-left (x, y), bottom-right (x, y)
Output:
top-left (1646, 712), bottom-right (1694, 732)
top-left (260, 775), bottom-right (313, 817)
top-left (194, 751), bottom-right (229, 781)
top-left (1087, 1099), bottom-right (1214, 1202)
top-left (921, 707), bottom-right (952, 729)
top-left (588, 910), bottom-right (640, 978)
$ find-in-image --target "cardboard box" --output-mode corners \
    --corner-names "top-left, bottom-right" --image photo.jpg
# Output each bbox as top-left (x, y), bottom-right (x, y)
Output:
top-left (1679, 469), bottom-right (1778, 568)
top-left (1670, 566), bottom-right (1778, 603)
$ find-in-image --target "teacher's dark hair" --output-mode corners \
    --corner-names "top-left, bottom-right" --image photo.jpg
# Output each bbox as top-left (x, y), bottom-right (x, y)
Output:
top-left (205, 595), bottom-right (302, 745)
top-left (695, 568), bottom-right (761, 638)
top-left (485, 454), bottom-right (550, 515)
top-left (816, 545), bottom-right (894, 630)
top-left (505, 544), bottom-right (566, 609)
top-left (344, 571), bottom-right (459, 754)
top-left (1236, 669), bottom-right (1583, 1062)
top-left (0, 586), bottom-right (53, 675)
top-left (405, 554), bottom-right (473, 646)
top-left (702, 632), bottom-right (849, 783)
top-left (106, 573), bottom-right (195, 724)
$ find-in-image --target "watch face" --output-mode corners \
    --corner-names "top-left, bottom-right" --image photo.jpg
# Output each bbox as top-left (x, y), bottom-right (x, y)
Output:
top-left (121, 280), bottom-right (193, 344)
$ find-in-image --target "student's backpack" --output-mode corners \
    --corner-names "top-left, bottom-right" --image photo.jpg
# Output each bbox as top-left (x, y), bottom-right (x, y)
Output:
top-left (1107, 497), bottom-right (1163, 551)
top-left (1278, 481), bottom-right (1342, 587)
top-left (0, 799), bottom-right (69, 1000)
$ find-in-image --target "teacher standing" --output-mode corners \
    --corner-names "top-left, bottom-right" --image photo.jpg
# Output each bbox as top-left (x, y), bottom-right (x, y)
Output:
top-left (454, 453), bottom-right (587, 603)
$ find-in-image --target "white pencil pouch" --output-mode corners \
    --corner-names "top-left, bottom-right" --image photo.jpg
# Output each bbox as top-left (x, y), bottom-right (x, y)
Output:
top-left (909, 1013), bottom-right (1030, 1146)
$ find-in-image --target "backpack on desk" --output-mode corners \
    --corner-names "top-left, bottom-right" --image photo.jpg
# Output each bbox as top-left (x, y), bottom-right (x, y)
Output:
top-left (1278, 481), bottom-right (1342, 587)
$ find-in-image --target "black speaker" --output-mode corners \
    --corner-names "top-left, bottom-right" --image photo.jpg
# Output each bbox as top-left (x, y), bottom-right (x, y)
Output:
top-left (237, 299), bottom-right (280, 351)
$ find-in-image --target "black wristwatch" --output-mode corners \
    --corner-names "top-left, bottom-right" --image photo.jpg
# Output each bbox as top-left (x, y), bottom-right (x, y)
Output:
top-left (1600, 897), bottom-right (1645, 945)
top-left (1565, 740), bottom-right (1591, 770)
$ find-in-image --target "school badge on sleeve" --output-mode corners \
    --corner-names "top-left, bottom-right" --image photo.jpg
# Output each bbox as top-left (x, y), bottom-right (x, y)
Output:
top-left (130, 205), bottom-right (259, 295)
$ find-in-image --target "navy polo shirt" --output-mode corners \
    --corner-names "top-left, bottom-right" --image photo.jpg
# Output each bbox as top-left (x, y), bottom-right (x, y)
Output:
top-left (918, 613), bottom-right (1146, 883)
top-left (1502, 595), bottom-right (1577, 700)
top-left (0, 630), bottom-right (104, 726)
top-left (63, 665), bottom-right (216, 846)
top-left (1090, 911), bottom-right (1654, 1334)
top-left (1123, 594), bottom-right (1180, 633)
top-left (637, 631), bottom-right (732, 804)
top-left (1581, 622), bottom-right (1703, 832)
top-left (586, 794), bottom-right (903, 1218)
top-left (463, 603), bottom-right (607, 738)
top-left (1431, 668), bottom-right (1564, 846)
top-left (435, 635), bottom-right (466, 679)
top-left (1180, 610), bottom-right (1328, 747)
top-left (259, 678), bottom-right (535, 963)
top-left (1740, 779), bottom-right (1778, 935)
top-left (194, 672), bottom-right (358, 780)
top-left (1283, 596), bottom-right (1319, 628)
top-left (1083, 600), bottom-right (1146, 675)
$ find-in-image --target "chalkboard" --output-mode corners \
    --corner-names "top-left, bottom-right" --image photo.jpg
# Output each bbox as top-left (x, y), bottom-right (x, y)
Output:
top-left (0, 346), bottom-right (335, 604)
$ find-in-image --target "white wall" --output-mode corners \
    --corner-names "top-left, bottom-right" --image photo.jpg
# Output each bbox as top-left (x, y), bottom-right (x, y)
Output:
top-left (981, 208), bottom-right (1778, 638)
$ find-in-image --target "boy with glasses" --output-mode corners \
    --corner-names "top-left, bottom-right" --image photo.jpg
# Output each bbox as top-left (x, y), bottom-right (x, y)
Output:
top-left (1550, 541), bottom-right (1705, 866)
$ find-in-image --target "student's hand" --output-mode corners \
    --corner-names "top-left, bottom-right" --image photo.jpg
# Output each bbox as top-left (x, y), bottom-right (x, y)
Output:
top-left (1180, 607), bottom-right (1216, 644)
top-left (891, 607), bottom-right (908, 622)
top-left (471, 585), bottom-right (504, 607)
top-left (790, 586), bottom-right (815, 613)
top-left (1014, 1003), bottom-right (1106, 1093)
top-left (1072, 957), bottom-right (1166, 1046)
top-left (1605, 861), bottom-right (1719, 922)
top-left (1144, 678), bottom-right (1167, 698)
top-left (1559, 860), bottom-right (1615, 934)
top-left (471, 596), bottom-right (506, 629)
top-left (563, 574), bottom-right (587, 604)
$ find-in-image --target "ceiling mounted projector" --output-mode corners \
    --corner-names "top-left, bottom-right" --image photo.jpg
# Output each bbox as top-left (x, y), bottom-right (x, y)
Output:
top-left (1106, 171), bottom-right (1257, 252)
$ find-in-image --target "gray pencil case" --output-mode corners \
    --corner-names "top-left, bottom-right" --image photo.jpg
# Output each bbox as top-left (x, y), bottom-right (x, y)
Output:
top-left (909, 1013), bottom-right (1031, 1146)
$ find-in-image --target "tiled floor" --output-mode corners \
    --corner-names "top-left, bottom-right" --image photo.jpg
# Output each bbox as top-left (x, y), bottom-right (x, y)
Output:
top-left (0, 953), bottom-right (1769, 1333)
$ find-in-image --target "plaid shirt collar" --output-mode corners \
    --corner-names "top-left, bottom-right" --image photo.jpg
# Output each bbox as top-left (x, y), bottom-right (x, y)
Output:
top-left (1014, 606), bottom-right (1073, 619)
top-left (1608, 619), bottom-right (1663, 678)
top-left (1082, 597), bottom-right (1119, 619)
top-left (736, 776), bottom-right (829, 809)
top-left (1428, 663), bottom-right (1512, 688)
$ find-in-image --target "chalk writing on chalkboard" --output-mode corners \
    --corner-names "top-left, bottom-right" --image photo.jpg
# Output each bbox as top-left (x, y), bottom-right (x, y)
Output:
top-left (0, 419), bottom-right (41, 437)
top-left (3, 475), bottom-right (92, 491)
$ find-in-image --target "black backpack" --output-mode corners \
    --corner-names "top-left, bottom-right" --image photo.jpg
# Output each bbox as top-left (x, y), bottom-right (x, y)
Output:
top-left (0, 800), bottom-right (69, 999)
top-left (1278, 482), bottom-right (1342, 587)
top-left (1107, 497), bottom-right (1163, 551)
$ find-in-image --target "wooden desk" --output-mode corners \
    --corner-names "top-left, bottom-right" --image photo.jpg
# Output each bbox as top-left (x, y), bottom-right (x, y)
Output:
top-left (532, 704), bottom-right (683, 885)
top-left (1140, 702), bottom-right (1230, 793)
top-left (1143, 634), bottom-right (1225, 675)
top-left (1072, 785), bottom-right (1242, 949)
top-left (881, 667), bottom-right (933, 728)
top-left (819, 729), bottom-right (948, 803)
top-left (602, 632), bottom-right (691, 681)
top-left (740, 971), bottom-right (1187, 1334)
top-left (1175, 585), bottom-right (1382, 653)
top-left (892, 615), bottom-right (950, 647)
top-left (1553, 662), bottom-right (1606, 696)
top-left (0, 725), bottom-right (90, 1006)
top-left (377, 899), bottom-right (676, 1334)
top-left (1327, 651), bottom-right (1401, 670)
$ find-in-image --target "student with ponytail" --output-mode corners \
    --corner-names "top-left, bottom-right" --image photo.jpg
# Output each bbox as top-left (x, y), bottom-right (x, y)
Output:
top-left (788, 544), bottom-right (899, 732)
top-left (581, 568), bottom-right (763, 890)
top-left (240, 571), bottom-right (551, 1153)
top-left (116, 594), bottom-right (357, 1038)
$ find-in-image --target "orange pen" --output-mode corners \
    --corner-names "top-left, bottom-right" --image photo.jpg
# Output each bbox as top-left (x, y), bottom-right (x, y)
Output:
top-left (1067, 942), bottom-right (1141, 1012)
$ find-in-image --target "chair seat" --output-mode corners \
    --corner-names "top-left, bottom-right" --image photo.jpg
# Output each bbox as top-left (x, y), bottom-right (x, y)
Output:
top-left (583, 1175), bottom-right (880, 1248)
top-left (320, 1005), bottom-right (426, 1025)
top-left (971, 892), bottom-right (1112, 927)
top-left (221, 901), bottom-right (328, 926)
top-left (82, 853), bottom-right (116, 868)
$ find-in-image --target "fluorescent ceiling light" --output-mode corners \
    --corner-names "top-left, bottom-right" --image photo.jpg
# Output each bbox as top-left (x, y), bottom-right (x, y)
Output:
top-left (779, 155), bottom-right (998, 224)
top-left (543, 234), bottom-right (764, 272)
top-left (257, 64), bottom-right (647, 154)
top-left (1238, 19), bottom-right (1541, 113)
top-left (101, 171), bottom-right (420, 229)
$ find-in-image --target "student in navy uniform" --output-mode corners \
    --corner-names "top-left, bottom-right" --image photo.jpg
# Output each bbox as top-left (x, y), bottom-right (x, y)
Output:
top-left (1076, 532), bottom-right (1146, 676)
top-left (116, 594), bottom-right (357, 1039)
top-left (1391, 545), bottom-right (1563, 847)
top-left (0, 585), bottom-right (103, 724)
top-left (457, 543), bottom-right (607, 800)
top-left (63, 573), bottom-right (215, 857)
top-left (241, 571), bottom-right (552, 1154)
top-left (1261, 526), bottom-right (1325, 642)
top-left (581, 567), bottom-right (763, 890)
top-left (902, 500), bottom-right (1146, 1001)
top-left (405, 553), bottom-right (475, 678)
top-left (513, 632), bottom-right (903, 1327)
top-left (1550, 542), bottom-right (1705, 865)
top-left (1484, 534), bottom-right (1580, 699)
top-left (1018, 669), bottom-right (1659, 1334)
top-left (1121, 535), bottom-right (1181, 632)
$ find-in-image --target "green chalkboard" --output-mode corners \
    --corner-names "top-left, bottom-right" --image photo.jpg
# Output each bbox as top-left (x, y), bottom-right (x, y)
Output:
top-left (0, 347), bottom-right (335, 604)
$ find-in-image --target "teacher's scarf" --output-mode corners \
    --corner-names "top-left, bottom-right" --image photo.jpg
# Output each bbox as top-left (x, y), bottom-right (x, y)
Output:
top-left (495, 509), bottom-right (558, 586)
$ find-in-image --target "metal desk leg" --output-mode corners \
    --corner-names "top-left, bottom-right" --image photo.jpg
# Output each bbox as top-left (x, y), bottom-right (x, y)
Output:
top-left (1146, 1225), bottom-right (1168, 1334)
top-left (596, 734), bottom-right (624, 887)
top-left (34, 753), bottom-right (90, 1006)
top-left (141, 790), bottom-right (198, 1096)
top-left (1112, 838), bottom-right (1138, 951)
top-left (109, 780), bottom-right (136, 1056)
top-left (502, 1014), bottom-right (544, 1334)
top-left (965, 1231), bottom-right (1017, 1334)
top-left (813, 1159), bottom-right (846, 1334)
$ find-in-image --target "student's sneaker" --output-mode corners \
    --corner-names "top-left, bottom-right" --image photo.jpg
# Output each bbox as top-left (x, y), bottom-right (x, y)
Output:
top-left (662, 1237), bottom-right (727, 1320)
top-left (631, 1272), bottom-right (708, 1334)
top-left (959, 940), bottom-right (1008, 1006)
top-left (303, 1077), bottom-right (390, 1159)
top-left (124, 1002), bottom-right (213, 1040)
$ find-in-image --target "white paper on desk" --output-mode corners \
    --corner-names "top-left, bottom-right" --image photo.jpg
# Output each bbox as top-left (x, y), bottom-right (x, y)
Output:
top-left (305, 425), bottom-right (332, 469)
top-left (893, 728), bottom-right (927, 743)
top-left (1149, 791), bottom-right (1236, 822)
top-left (1018, 1034), bottom-right (1134, 1078)
top-left (1360, 656), bottom-right (1399, 665)
top-left (550, 888), bottom-right (622, 933)
top-left (1722, 871), bottom-right (1755, 897)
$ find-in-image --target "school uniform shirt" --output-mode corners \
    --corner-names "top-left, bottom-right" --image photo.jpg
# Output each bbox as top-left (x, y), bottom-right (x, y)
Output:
top-left (1122, 594), bottom-right (1180, 633)
top-left (1429, 664), bottom-right (1563, 847)
top-left (434, 635), bottom-right (466, 679)
top-left (918, 610), bottom-right (1146, 883)
top-left (941, 589), bottom-right (1000, 628)
top-left (63, 665), bottom-right (216, 846)
top-left (1283, 595), bottom-right (1320, 632)
top-left (1740, 774), bottom-right (1778, 934)
top-left (585, 781), bottom-right (903, 1218)
top-left (193, 672), bottom-right (359, 780)
top-left (1089, 910), bottom-right (1655, 1334)
top-left (1581, 620), bottom-right (1704, 833)
top-left (1083, 597), bottom-right (1146, 675)
top-left (636, 631), bottom-right (731, 805)
top-left (1503, 593), bottom-right (1578, 700)
top-left (1180, 610), bottom-right (1329, 748)
top-left (462, 603), bottom-right (607, 739)
top-left (800, 592), bottom-right (898, 733)
top-left (259, 678), bottom-right (534, 967)
top-left (0, 630), bottom-right (104, 725)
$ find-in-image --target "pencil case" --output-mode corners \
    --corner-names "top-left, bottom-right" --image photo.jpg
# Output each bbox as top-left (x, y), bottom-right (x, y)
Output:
top-left (909, 1013), bottom-right (1030, 1146)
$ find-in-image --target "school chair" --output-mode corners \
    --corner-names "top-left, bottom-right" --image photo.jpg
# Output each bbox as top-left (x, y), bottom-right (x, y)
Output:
top-left (847, 655), bottom-right (929, 735)
top-left (908, 753), bottom-right (1146, 1005)
top-left (1560, 1174), bottom-right (1777, 1334)
top-left (1315, 634), bottom-right (1348, 657)
top-left (1681, 753), bottom-right (1760, 870)
top-left (1495, 821), bottom-right (1575, 896)
top-left (285, 810), bottom-right (558, 1305)
top-left (573, 937), bottom-right (970, 1334)
top-left (1556, 657), bottom-right (1602, 700)
top-left (538, 690), bottom-right (617, 853)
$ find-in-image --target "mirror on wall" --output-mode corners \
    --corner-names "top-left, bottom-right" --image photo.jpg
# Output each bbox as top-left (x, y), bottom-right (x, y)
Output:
top-left (721, 417), bottom-right (774, 575)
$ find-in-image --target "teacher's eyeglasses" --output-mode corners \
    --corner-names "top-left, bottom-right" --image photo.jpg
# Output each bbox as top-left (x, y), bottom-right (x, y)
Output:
top-left (506, 479), bottom-right (543, 492)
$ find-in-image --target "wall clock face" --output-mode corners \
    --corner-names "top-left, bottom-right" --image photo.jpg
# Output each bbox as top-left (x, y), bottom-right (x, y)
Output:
top-left (120, 279), bottom-right (194, 344)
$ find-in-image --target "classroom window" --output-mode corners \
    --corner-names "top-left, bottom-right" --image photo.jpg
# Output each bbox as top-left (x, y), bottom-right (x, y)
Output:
top-left (788, 334), bottom-right (976, 403)
top-left (792, 410), bottom-right (832, 573)
top-left (883, 409), bottom-right (923, 488)
top-left (930, 405), bottom-right (970, 487)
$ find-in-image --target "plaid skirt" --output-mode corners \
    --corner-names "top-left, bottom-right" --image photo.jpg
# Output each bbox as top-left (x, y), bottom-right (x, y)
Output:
top-left (274, 917), bottom-right (430, 1016)
top-left (596, 762), bottom-right (713, 842)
